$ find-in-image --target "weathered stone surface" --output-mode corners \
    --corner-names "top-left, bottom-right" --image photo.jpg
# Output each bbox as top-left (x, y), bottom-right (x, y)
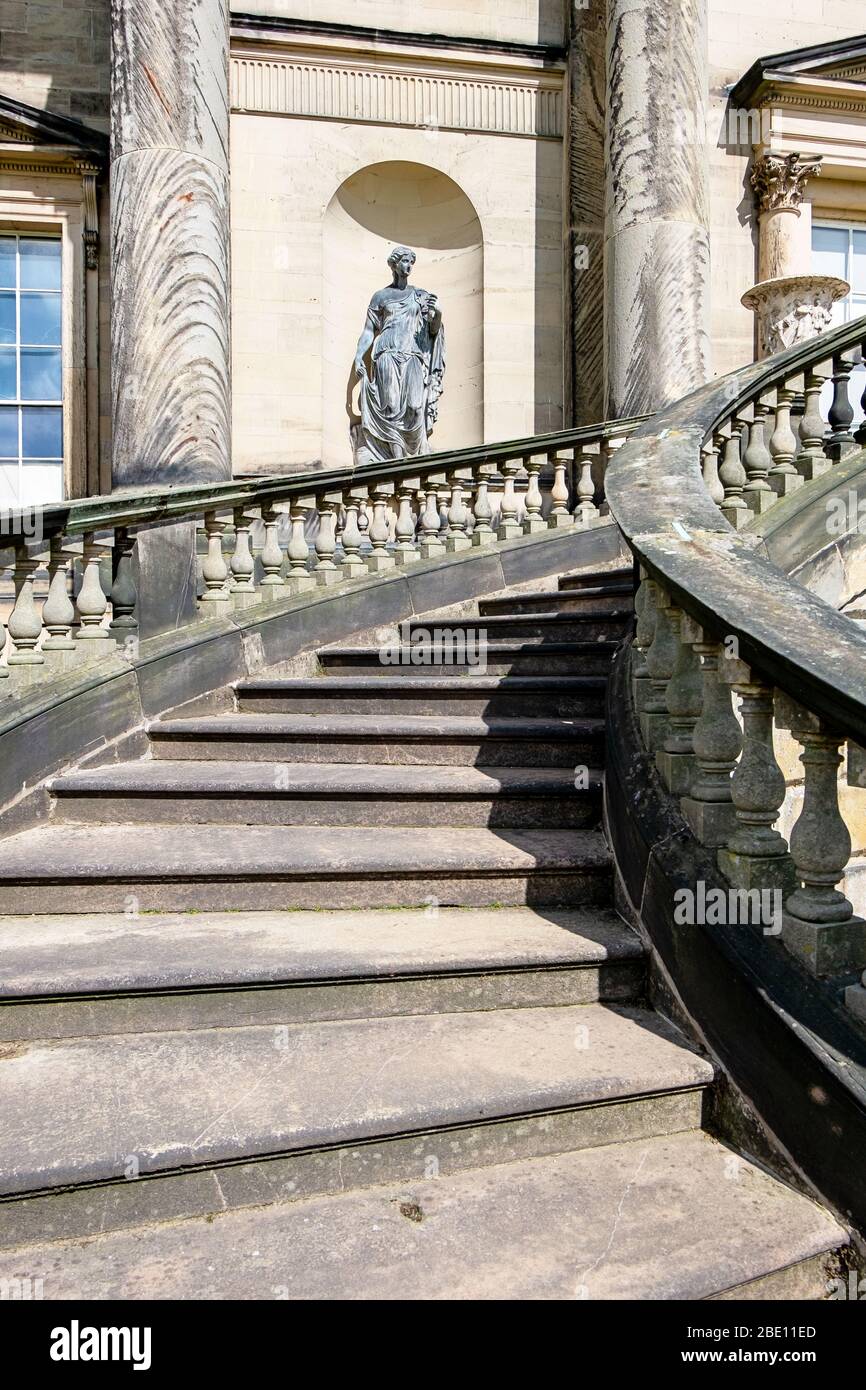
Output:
top-left (110, 0), bottom-right (231, 486)
top-left (0, 1130), bottom-right (844, 1301)
top-left (0, 1002), bottom-right (711, 1196)
top-left (605, 0), bottom-right (711, 415)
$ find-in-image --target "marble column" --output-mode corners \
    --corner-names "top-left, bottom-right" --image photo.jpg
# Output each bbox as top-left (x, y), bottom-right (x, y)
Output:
top-left (110, 0), bottom-right (231, 487)
top-left (743, 153), bottom-right (848, 358)
top-left (605, 0), bottom-right (711, 418)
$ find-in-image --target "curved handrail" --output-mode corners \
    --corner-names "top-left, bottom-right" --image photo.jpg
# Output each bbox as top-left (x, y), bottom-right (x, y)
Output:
top-left (606, 315), bottom-right (866, 745)
top-left (0, 414), bottom-right (648, 543)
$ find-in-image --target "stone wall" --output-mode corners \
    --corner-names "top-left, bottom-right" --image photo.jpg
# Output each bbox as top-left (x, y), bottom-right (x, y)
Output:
top-left (0, 0), bottom-right (110, 128)
top-left (707, 0), bottom-right (866, 377)
top-left (234, 1), bottom-right (566, 47)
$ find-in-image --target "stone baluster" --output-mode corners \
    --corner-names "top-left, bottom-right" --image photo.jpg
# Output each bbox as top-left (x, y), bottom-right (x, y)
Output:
top-left (572, 445), bottom-right (599, 527)
top-left (312, 492), bottom-right (342, 586)
top-left (446, 470), bottom-right (472, 552)
top-left (6, 541), bottom-right (45, 675)
top-left (285, 496), bottom-right (315, 593)
top-left (259, 505), bottom-right (286, 597)
top-left (229, 507), bottom-right (257, 606)
top-left (656, 598), bottom-right (702, 795)
top-left (471, 466), bottom-right (495, 548)
top-left (855, 360), bottom-right (866, 447)
top-left (701, 435), bottom-right (725, 507)
top-left (827, 353), bottom-right (856, 462)
top-left (394, 477), bottom-right (421, 567)
top-left (718, 425), bottom-right (749, 528)
top-left (75, 534), bottom-right (112, 646)
top-left (522, 455), bottom-right (545, 534)
top-left (367, 482), bottom-right (396, 572)
top-left (679, 621), bottom-right (741, 846)
top-left (798, 369), bottom-right (829, 481)
top-left (631, 570), bottom-right (655, 714)
top-left (716, 659), bottom-right (793, 894)
top-left (498, 460), bottom-right (523, 540)
top-left (768, 385), bottom-right (801, 493)
top-left (358, 498), bottom-right (371, 551)
top-left (419, 474), bottom-right (447, 559)
top-left (41, 535), bottom-right (76, 669)
top-left (0, 603), bottom-right (7, 680)
top-left (641, 582), bottom-right (679, 754)
top-left (773, 699), bottom-right (866, 977)
top-left (341, 488), bottom-right (367, 581)
top-left (548, 451), bottom-right (571, 528)
top-left (108, 528), bottom-right (139, 651)
top-left (742, 402), bottom-right (775, 513)
top-left (200, 510), bottom-right (231, 611)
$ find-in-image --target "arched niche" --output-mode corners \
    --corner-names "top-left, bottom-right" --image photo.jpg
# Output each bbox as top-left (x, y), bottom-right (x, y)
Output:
top-left (322, 161), bottom-right (484, 467)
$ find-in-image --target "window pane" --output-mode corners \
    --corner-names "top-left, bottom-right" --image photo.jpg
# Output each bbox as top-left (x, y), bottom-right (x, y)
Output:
top-left (19, 238), bottom-right (61, 291)
top-left (20, 292), bottom-right (60, 345)
top-left (20, 347), bottom-right (61, 400)
top-left (0, 347), bottom-right (16, 400)
top-left (21, 460), bottom-right (63, 505)
top-left (0, 405), bottom-right (18, 456)
top-left (21, 406), bottom-right (61, 458)
top-left (812, 225), bottom-right (849, 280)
top-left (0, 292), bottom-right (15, 345)
top-left (0, 238), bottom-right (15, 289)
top-left (852, 231), bottom-right (866, 295)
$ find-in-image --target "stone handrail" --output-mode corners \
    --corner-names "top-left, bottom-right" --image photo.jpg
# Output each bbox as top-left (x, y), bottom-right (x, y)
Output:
top-left (605, 312), bottom-right (866, 1018)
top-left (0, 414), bottom-right (645, 681)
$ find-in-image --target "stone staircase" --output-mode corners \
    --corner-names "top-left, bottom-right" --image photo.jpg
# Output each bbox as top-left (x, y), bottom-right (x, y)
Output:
top-left (0, 566), bottom-right (848, 1299)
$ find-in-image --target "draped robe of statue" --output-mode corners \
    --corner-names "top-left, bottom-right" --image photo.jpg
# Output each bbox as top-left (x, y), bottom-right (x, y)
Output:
top-left (354, 287), bottom-right (446, 464)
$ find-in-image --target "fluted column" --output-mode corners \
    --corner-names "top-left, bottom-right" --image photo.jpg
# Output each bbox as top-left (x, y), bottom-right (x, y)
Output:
top-left (110, 0), bottom-right (231, 486)
top-left (605, 0), bottom-right (710, 416)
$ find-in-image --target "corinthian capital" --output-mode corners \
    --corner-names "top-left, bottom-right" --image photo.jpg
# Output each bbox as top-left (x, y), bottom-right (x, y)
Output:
top-left (750, 152), bottom-right (823, 213)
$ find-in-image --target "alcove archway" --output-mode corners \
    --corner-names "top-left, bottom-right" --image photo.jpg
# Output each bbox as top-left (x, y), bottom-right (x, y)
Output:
top-left (322, 161), bottom-right (484, 466)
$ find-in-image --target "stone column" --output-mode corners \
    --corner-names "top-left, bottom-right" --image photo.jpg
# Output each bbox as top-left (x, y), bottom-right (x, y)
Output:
top-left (604, 0), bottom-right (711, 418)
top-left (110, 0), bottom-right (231, 487)
top-left (743, 153), bottom-right (848, 358)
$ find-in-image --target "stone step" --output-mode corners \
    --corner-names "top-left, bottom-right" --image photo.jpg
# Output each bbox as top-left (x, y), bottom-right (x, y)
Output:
top-left (235, 674), bottom-right (608, 718)
top-left (50, 760), bottom-right (604, 829)
top-left (147, 712), bottom-right (605, 767)
top-left (0, 906), bottom-right (644, 1040)
top-left (0, 1003), bottom-right (711, 1242)
top-left (396, 612), bottom-right (630, 642)
top-left (317, 639), bottom-right (619, 676)
top-left (0, 824), bottom-right (612, 912)
top-left (559, 566), bottom-right (634, 591)
top-left (479, 586), bottom-right (634, 616)
top-left (1, 1130), bottom-right (845, 1300)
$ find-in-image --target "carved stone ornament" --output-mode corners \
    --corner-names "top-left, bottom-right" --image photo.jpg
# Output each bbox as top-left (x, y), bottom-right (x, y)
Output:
top-left (741, 275), bottom-right (850, 357)
top-left (750, 152), bottom-right (823, 213)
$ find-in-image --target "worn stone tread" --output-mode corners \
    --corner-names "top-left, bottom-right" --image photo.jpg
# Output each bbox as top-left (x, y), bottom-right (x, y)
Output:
top-left (234, 675), bottom-right (608, 694)
top-left (0, 824), bottom-right (610, 882)
top-left (51, 761), bottom-right (603, 799)
top-left (147, 712), bottom-right (605, 741)
top-left (0, 1130), bottom-right (844, 1300)
top-left (0, 1003), bottom-right (712, 1196)
top-left (0, 906), bottom-right (640, 998)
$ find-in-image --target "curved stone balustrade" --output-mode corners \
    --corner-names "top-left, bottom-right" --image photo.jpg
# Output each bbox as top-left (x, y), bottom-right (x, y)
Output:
top-left (605, 312), bottom-right (866, 1019)
top-left (0, 416), bottom-right (644, 687)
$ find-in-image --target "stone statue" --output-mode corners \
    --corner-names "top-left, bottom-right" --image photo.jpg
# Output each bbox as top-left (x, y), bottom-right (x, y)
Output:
top-left (352, 246), bottom-right (445, 464)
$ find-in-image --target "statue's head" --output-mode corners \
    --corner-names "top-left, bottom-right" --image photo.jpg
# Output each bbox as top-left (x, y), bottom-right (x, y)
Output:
top-left (387, 245), bottom-right (416, 278)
